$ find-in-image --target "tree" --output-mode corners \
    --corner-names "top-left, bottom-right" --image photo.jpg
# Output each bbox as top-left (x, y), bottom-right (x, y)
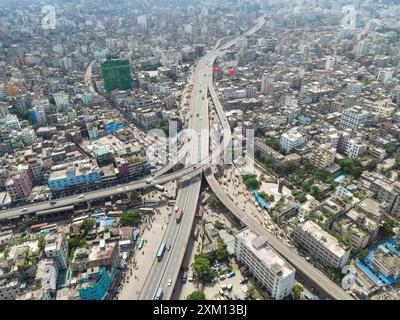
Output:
top-left (129, 191), bottom-right (141, 202)
top-left (325, 176), bottom-right (335, 184)
top-left (296, 193), bottom-right (307, 204)
top-left (37, 234), bottom-right (45, 253)
top-left (366, 159), bottom-right (378, 171)
top-left (216, 239), bottom-right (230, 263)
top-left (208, 195), bottom-right (223, 211)
top-left (119, 210), bottom-right (141, 227)
top-left (18, 223), bottom-right (28, 234)
top-left (156, 119), bottom-right (169, 137)
top-left (243, 174), bottom-right (261, 190)
top-left (187, 290), bottom-right (206, 300)
top-left (213, 220), bottom-right (225, 230)
top-left (339, 158), bottom-right (364, 178)
top-left (191, 254), bottom-right (215, 283)
top-left (311, 186), bottom-right (322, 200)
top-left (68, 237), bottom-right (88, 257)
top-left (80, 218), bottom-right (95, 234)
top-left (246, 287), bottom-right (259, 299)
top-left (357, 249), bottom-right (369, 261)
top-left (292, 283), bottom-right (304, 300)
top-left (385, 143), bottom-right (397, 156)
top-left (258, 191), bottom-right (269, 201)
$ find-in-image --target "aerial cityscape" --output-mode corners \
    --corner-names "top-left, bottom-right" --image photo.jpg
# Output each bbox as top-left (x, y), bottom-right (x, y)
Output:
top-left (0, 0), bottom-right (400, 303)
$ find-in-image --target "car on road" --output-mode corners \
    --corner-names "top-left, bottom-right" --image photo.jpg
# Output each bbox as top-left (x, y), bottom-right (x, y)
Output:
top-left (219, 274), bottom-right (226, 281)
top-left (188, 271), bottom-right (193, 282)
top-left (182, 270), bottom-right (188, 283)
top-left (168, 278), bottom-right (172, 286)
top-left (166, 244), bottom-right (171, 251)
top-left (78, 194), bottom-right (85, 199)
top-left (239, 276), bottom-right (248, 284)
top-left (50, 201), bottom-right (57, 206)
top-left (227, 271), bottom-right (236, 278)
top-left (20, 208), bottom-right (28, 212)
top-left (233, 293), bottom-right (241, 300)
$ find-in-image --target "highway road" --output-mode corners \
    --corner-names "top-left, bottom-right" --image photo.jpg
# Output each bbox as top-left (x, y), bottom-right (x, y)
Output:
top-left (139, 46), bottom-right (211, 300)
top-left (201, 14), bottom-right (353, 300)
top-left (140, 15), bottom-right (269, 300)
top-left (0, 162), bottom-right (206, 221)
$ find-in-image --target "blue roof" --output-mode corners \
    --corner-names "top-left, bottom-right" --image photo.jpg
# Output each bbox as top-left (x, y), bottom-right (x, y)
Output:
top-left (252, 190), bottom-right (269, 209)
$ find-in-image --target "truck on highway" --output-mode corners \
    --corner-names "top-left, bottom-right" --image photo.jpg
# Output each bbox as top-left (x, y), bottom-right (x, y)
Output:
top-left (175, 208), bottom-right (184, 223)
top-left (156, 243), bottom-right (167, 261)
top-left (154, 184), bottom-right (165, 191)
top-left (155, 288), bottom-right (163, 300)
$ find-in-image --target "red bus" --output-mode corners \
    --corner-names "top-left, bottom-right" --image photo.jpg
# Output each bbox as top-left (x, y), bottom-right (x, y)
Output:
top-left (175, 208), bottom-right (183, 223)
top-left (31, 223), bottom-right (48, 232)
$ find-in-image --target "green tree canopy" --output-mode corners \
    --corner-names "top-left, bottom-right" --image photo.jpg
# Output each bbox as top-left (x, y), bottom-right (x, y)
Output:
top-left (213, 220), bottom-right (225, 230)
top-left (191, 253), bottom-right (215, 283)
top-left (119, 210), bottom-right (141, 227)
top-left (216, 239), bottom-right (230, 263)
top-left (187, 290), bottom-right (206, 300)
top-left (292, 283), bottom-right (304, 300)
top-left (80, 218), bottom-right (95, 234)
top-left (243, 174), bottom-right (261, 189)
top-left (129, 191), bottom-right (141, 202)
top-left (208, 195), bottom-right (223, 211)
top-left (339, 158), bottom-right (364, 178)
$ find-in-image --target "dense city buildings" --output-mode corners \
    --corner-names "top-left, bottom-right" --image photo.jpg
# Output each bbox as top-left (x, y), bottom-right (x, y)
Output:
top-left (0, 0), bottom-right (399, 303)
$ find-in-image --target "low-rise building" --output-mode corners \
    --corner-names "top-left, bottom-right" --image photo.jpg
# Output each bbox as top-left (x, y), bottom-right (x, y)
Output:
top-left (48, 159), bottom-right (102, 191)
top-left (44, 233), bottom-right (69, 270)
top-left (290, 218), bottom-right (351, 269)
top-left (280, 128), bottom-right (305, 153)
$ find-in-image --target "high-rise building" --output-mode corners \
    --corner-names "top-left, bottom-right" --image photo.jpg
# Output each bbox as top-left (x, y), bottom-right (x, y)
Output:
top-left (31, 105), bottom-right (47, 125)
top-left (53, 92), bottom-right (70, 110)
top-left (344, 139), bottom-right (366, 159)
top-left (260, 73), bottom-right (273, 95)
top-left (311, 144), bottom-right (336, 169)
top-left (340, 106), bottom-right (370, 129)
top-left (4, 170), bottom-right (33, 202)
top-left (234, 228), bottom-right (295, 300)
top-left (101, 59), bottom-right (132, 94)
top-left (280, 128), bottom-right (305, 153)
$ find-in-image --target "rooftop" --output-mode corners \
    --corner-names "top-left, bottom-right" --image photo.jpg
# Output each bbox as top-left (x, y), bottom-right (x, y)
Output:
top-left (236, 228), bottom-right (295, 278)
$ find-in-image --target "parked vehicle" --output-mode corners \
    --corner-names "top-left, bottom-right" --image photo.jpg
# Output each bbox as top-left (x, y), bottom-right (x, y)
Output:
top-left (181, 270), bottom-right (188, 283)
